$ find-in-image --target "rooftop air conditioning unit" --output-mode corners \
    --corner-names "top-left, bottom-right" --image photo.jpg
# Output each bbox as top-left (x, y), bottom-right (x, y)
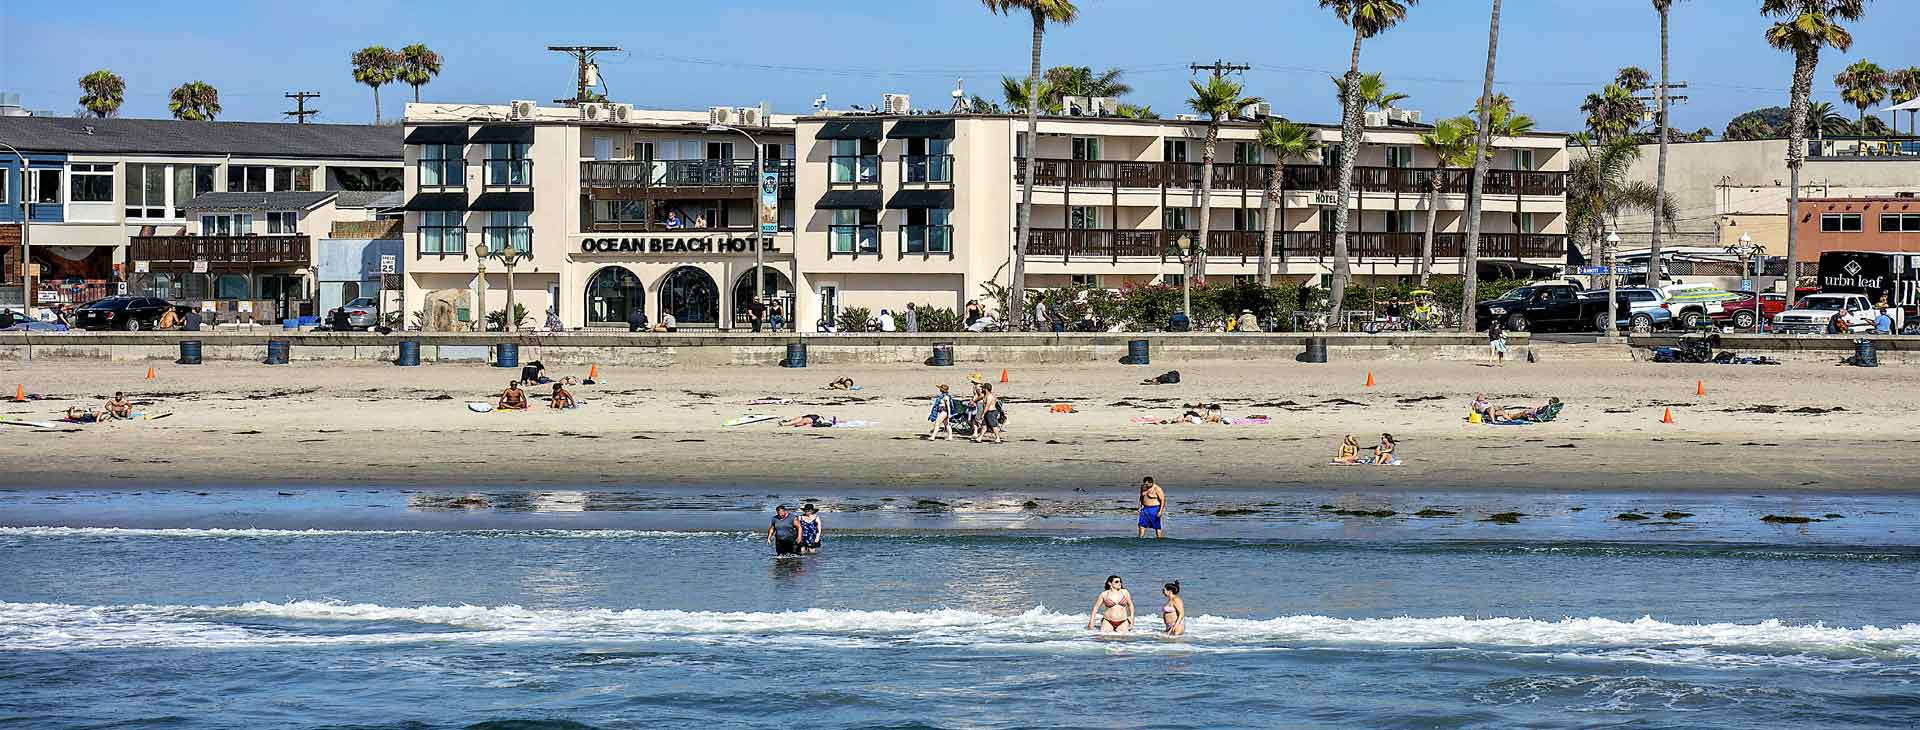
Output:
top-left (611, 103), bottom-right (633, 123)
top-left (509, 100), bottom-right (536, 121)
top-left (1363, 110), bottom-right (1389, 127)
top-left (1062, 96), bottom-right (1092, 116)
top-left (709, 106), bottom-right (734, 125)
top-left (1246, 101), bottom-right (1273, 120)
top-left (736, 107), bottom-right (762, 127)
top-left (1388, 108), bottom-right (1422, 124)
top-left (1090, 96), bottom-right (1120, 116)
top-left (579, 103), bottom-right (611, 122)
top-left (882, 93), bottom-right (912, 115)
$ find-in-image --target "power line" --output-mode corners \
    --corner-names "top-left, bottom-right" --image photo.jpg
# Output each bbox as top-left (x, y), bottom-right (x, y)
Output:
top-left (283, 91), bottom-right (320, 124)
top-left (548, 46), bottom-right (621, 106)
top-left (1190, 60), bottom-right (1251, 80)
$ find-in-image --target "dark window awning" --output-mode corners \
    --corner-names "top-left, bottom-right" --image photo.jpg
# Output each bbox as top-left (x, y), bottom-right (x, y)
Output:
top-left (470, 192), bottom-right (535, 211)
top-left (887, 189), bottom-right (955, 209)
top-left (404, 193), bottom-right (468, 212)
top-left (886, 119), bottom-right (955, 139)
top-left (816, 190), bottom-right (883, 210)
top-left (815, 119), bottom-right (883, 140)
top-left (404, 125), bottom-right (470, 145)
top-left (470, 125), bottom-right (535, 144)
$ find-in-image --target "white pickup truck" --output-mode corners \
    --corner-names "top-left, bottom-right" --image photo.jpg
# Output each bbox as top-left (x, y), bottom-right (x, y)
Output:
top-left (1771, 293), bottom-right (1887, 335)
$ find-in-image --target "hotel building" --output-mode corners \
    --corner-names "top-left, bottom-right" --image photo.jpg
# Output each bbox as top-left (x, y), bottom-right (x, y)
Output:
top-left (400, 100), bottom-right (1568, 330)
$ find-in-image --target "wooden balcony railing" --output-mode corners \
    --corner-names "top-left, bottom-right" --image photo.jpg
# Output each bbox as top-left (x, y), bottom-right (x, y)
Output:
top-left (128, 235), bottom-right (310, 266)
top-left (580, 159), bottom-right (796, 190)
top-left (1028, 229), bottom-right (1566, 263)
top-left (1015, 159), bottom-right (1567, 197)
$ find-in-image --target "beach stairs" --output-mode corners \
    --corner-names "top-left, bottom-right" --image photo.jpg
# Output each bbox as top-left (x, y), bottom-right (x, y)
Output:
top-left (1526, 342), bottom-right (1636, 363)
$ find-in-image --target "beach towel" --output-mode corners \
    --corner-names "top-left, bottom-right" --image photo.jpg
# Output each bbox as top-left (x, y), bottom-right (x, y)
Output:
top-left (1131, 416), bottom-right (1162, 424)
top-left (831, 420), bottom-right (878, 428)
top-left (1229, 417), bottom-right (1270, 425)
top-left (747, 398), bottom-right (793, 406)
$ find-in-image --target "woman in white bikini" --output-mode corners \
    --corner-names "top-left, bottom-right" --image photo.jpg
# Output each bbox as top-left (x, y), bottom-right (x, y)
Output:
top-left (1087, 575), bottom-right (1135, 634)
top-left (1161, 581), bottom-right (1186, 636)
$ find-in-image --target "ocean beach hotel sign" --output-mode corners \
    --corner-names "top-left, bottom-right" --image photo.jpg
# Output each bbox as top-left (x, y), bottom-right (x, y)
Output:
top-left (578, 236), bottom-right (779, 255)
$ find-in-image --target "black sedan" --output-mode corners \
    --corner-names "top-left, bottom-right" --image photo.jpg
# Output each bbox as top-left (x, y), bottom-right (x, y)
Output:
top-left (74, 296), bottom-right (174, 331)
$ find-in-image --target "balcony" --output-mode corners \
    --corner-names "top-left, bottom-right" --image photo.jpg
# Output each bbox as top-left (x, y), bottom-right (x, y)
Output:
top-left (129, 235), bottom-right (310, 266)
top-left (1025, 229), bottom-right (1567, 263)
top-left (1014, 159), bottom-right (1567, 197)
top-left (580, 159), bottom-right (796, 199)
top-left (1281, 232), bottom-right (1567, 260)
top-left (901, 155), bottom-right (954, 184)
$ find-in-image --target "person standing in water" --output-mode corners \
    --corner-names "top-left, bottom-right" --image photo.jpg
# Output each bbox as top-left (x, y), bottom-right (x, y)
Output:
top-left (1137, 477), bottom-right (1166, 538)
top-left (1161, 581), bottom-right (1186, 636)
top-left (766, 504), bottom-right (800, 556)
top-left (796, 503), bottom-right (824, 554)
top-left (1087, 575), bottom-right (1135, 633)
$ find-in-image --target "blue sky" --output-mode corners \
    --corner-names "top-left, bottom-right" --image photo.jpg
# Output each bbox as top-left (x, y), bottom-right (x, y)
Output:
top-left (4, 0), bottom-right (1917, 133)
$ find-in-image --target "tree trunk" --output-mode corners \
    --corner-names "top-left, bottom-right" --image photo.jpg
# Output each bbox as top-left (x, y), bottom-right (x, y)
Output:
top-left (415, 85), bottom-right (422, 104)
top-left (1785, 50), bottom-right (1818, 310)
top-left (1459, 0), bottom-right (1502, 331)
top-left (1009, 12), bottom-right (1044, 330)
top-left (1260, 163), bottom-right (1279, 286)
top-left (1196, 125), bottom-right (1219, 286)
top-left (373, 85), bottom-right (383, 125)
top-left (1331, 30), bottom-right (1364, 324)
top-left (1647, 4), bottom-right (1670, 288)
top-left (1420, 172), bottom-right (1442, 286)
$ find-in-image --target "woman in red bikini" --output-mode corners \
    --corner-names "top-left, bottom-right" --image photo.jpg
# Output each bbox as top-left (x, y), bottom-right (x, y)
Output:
top-left (1086, 575), bottom-right (1135, 634)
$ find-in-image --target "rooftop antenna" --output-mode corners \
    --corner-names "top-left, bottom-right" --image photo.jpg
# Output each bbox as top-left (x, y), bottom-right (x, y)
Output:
top-left (284, 91), bottom-right (320, 124)
top-left (812, 94), bottom-right (829, 112)
top-left (949, 78), bottom-right (968, 113)
top-left (547, 45), bottom-right (621, 106)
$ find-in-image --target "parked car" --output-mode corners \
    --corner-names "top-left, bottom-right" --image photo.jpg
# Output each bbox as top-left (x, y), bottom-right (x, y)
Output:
top-left (326, 297), bottom-right (381, 331)
top-left (1475, 282), bottom-right (1607, 332)
top-left (1772, 293), bottom-right (1879, 334)
top-left (1711, 292), bottom-right (1779, 330)
top-left (1609, 287), bottom-right (1672, 332)
top-left (73, 296), bottom-right (174, 331)
top-left (1661, 285), bottom-right (1739, 329)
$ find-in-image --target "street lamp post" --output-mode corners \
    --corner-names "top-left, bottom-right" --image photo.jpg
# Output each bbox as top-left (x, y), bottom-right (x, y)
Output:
top-left (1605, 230), bottom-right (1622, 339)
top-left (708, 123), bottom-right (768, 330)
top-left (472, 243), bottom-right (489, 331)
top-left (1, 143), bottom-right (31, 317)
top-left (499, 246), bottom-right (522, 332)
top-left (1726, 232), bottom-right (1765, 332)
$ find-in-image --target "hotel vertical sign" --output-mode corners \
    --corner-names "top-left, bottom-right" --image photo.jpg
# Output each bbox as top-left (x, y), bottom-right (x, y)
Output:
top-left (759, 171), bottom-right (780, 235)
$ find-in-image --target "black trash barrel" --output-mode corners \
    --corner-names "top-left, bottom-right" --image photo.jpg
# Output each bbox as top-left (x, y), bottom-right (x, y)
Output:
top-left (1127, 339), bottom-right (1150, 366)
top-left (930, 343), bottom-right (954, 367)
top-left (495, 343), bottom-right (520, 369)
top-left (783, 342), bottom-right (808, 368)
top-left (396, 340), bottom-right (421, 367)
top-left (1855, 338), bottom-right (1879, 368)
top-left (1303, 337), bottom-right (1329, 364)
top-left (264, 340), bottom-right (290, 365)
top-left (177, 340), bottom-right (203, 365)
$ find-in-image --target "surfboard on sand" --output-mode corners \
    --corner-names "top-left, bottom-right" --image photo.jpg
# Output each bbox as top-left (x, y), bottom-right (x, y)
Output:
top-left (467, 402), bottom-right (495, 413)
top-left (724, 414), bottom-right (779, 427)
top-left (0, 418), bottom-right (66, 429)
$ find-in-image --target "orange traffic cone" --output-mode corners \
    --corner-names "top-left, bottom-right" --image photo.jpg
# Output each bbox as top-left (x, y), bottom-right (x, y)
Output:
top-left (1661, 407), bottom-right (1676, 424)
top-left (1695, 380), bottom-right (1705, 397)
top-left (588, 364), bottom-right (599, 380)
top-left (1365, 371), bottom-right (1376, 388)
top-left (1000, 368), bottom-right (1009, 384)
top-left (12, 384), bottom-right (24, 403)
top-left (145, 366), bottom-right (156, 380)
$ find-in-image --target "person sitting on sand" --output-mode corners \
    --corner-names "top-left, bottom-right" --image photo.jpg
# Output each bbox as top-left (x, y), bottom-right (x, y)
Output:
top-left (549, 382), bottom-right (576, 410)
top-left (157, 307), bottom-right (181, 330)
top-left (103, 392), bottom-right (133, 420)
top-left (827, 377), bottom-right (856, 391)
top-left (781, 414), bottom-right (838, 428)
top-left (927, 384), bottom-right (958, 440)
top-left (1202, 403), bottom-right (1225, 424)
top-left (497, 381), bottom-right (529, 411)
top-left (1369, 433), bottom-right (1399, 465)
top-left (1087, 575), bottom-right (1135, 634)
top-left (1333, 435), bottom-right (1361, 464)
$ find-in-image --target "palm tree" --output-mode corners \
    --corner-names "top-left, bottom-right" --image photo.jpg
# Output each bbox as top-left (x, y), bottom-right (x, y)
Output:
top-left (167, 81), bottom-right (222, 121)
top-left (1457, 0), bottom-right (1500, 330)
top-left (1256, 120), bottom-right (1321, 286)
top-left (1615, 65), bottom-right (1653, 93)
top-left (1416, 117), bottom-right (1475, 286)
top-left (982, 0), bottom-right (1079, 330)
top-left (1186, 77), bottom-right (1264, 281)
top-left (1889, 67), bottom-right (1920, 135)
top-left (399, 44), bottom-right (443, 104)
top-left (351, 45), bottom-right (403, 124)
top-left (1765, 0), bottom-right (1866, 309)
top-left (1044, 66), bottom-right (1131, 101)
top-left (1835, 59), bottom-right (1888, 131)
top-left (1113, 103), bottom-right (1159, 119)
top-left (1646, 0), bottom-right (1686, 287)
top-left (77, 70), bottom-right (125, 118)
top-left (999, 75), bottom-right (1061, 115)
top-left (1809, 100), bottom-right (1848, 142)
top-left (1581, 84), bottom-right (1642, 143)
top-left (1320, 0), bottom-right (1417, 324)
top-left (1568, 137), bottom-right (1678, 261)
top-left (1330, 72), bottom-right (1409, 114)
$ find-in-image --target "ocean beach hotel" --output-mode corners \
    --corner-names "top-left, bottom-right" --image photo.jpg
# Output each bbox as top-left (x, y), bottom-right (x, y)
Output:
top-left (399, 95), bottom-right (1570, 330)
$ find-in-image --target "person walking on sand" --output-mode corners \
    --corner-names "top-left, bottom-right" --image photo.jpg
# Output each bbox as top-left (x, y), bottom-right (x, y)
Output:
top-left (1138, 477), bottom-right (1167, 538)
top-left (973, 382), bottom-right (1005, 444)
top-left (927, 384), bottom-right (958, 440)
top-left (1087, 575), bottom-right (1135, 634)
top-left (1487, 319), bottom-right (1507, 366)
top-left (1160, 581), bottom-right (1186, 636)
top-left (766, 504), bottom-right (800, 556)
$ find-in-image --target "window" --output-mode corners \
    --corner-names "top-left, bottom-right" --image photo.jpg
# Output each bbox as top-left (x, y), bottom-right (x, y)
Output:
top-left (1163, 273), bottom-right (1185, 288)
top-left (1163, 139), bottom-right (1188, 163)
top-left (68, 163), bottom-right (113, 202)
top-left (266, 211), bottom-right (299, 234)
top-left (1071, 137), bottom-right (1101, 161)
top-left (1070, 206), bottom-right (1101, 229)
top-left (419, 211), bottom-right (465, 254)
top-left (1324, 144), bottom-right (1344, 168)
top-left (1234, 142), bottom-right (1262, 165)
top-left (30, 168), bottom-right (61, 204)
top-left (904, 138), bottom-right (952, 183)
top-left (706, 142), bottom-right (734, 160)
top-left (228, 165), bottom-right (274, 192)
top-left (1513, 149), bottom-right (1536, 170)
top-left (125, 164), bottom-right (171, 218)
top-left (1234, 208), bottom-right (1264, 231)
top-left (1164, 208), bottom-right (1191, 230)
top-left (420, 144), bottom-right (465, 187)
top-left (830, 209), bottom-right (878, 254)
top-left (1385, 146), bottom-right (1415, 168)
top-left (172, 166), bottom-right (200, 218)
top-left (903, 208), bottom-right (952, 254)
top-left (592, 137), bottom-right (614, 161)
top-left (1070, 274), bottom-right (1098, 287)
top-left (1822, 213), bottom-right (1863, 233)
top-left (1385, 210), bottom-right (1416, 233)
top-left (485, 211), bottom-right (531, 254)
top-left (0, 171), bottom-right (7, 204)
top-left (1880, 214), bottom-right (1920, 232)
top-left (192, 165), bottom-right (216, 196)
top-left (594, 200), bottom-right (651, 226)
top-left (763, 143), bottom-right (783, 161)
top-left (486, 143), bottom-right (532, 186)
top-left (199, 213), bottom-right (253, 236)
top-left (829, 139), bottom-right (877, 184)
top-left (1512, 212), bottom-right (1537, 234)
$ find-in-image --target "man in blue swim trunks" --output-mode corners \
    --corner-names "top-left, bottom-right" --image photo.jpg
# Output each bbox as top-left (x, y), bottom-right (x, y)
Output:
top-left (1137, 477), bottom-right (1167, 539)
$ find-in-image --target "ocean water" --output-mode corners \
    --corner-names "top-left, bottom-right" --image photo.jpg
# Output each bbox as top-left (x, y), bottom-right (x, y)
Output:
top-left (2, 487), bottom-right (1918, 729)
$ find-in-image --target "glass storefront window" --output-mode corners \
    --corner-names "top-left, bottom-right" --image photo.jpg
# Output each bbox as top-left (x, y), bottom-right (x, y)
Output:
top-left (585, 266), bottom-right (644, 326)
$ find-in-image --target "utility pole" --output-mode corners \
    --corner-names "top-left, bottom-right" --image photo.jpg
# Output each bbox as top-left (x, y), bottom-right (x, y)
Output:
top-left (547, 46), bottom-right (621, 106)
top-left (1188, 60), bottom-right (1251, 80)
top-left (283, 92), bottom-right (320, 124)
top-left (1635, 81), bottom-right (1686, 287)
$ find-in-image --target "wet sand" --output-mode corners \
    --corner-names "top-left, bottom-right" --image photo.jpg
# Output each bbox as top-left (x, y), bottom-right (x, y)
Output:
top-left (1, 357), bottom-right (1915, 493)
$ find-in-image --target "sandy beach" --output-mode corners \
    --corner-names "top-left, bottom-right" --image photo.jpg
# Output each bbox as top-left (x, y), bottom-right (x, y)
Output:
top-left (1, 354), bottom-right (1915, 493)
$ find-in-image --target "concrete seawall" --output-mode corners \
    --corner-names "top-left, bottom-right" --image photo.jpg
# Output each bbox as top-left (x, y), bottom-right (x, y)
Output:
top-left (0, 332), bottom-right (1519, 367)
